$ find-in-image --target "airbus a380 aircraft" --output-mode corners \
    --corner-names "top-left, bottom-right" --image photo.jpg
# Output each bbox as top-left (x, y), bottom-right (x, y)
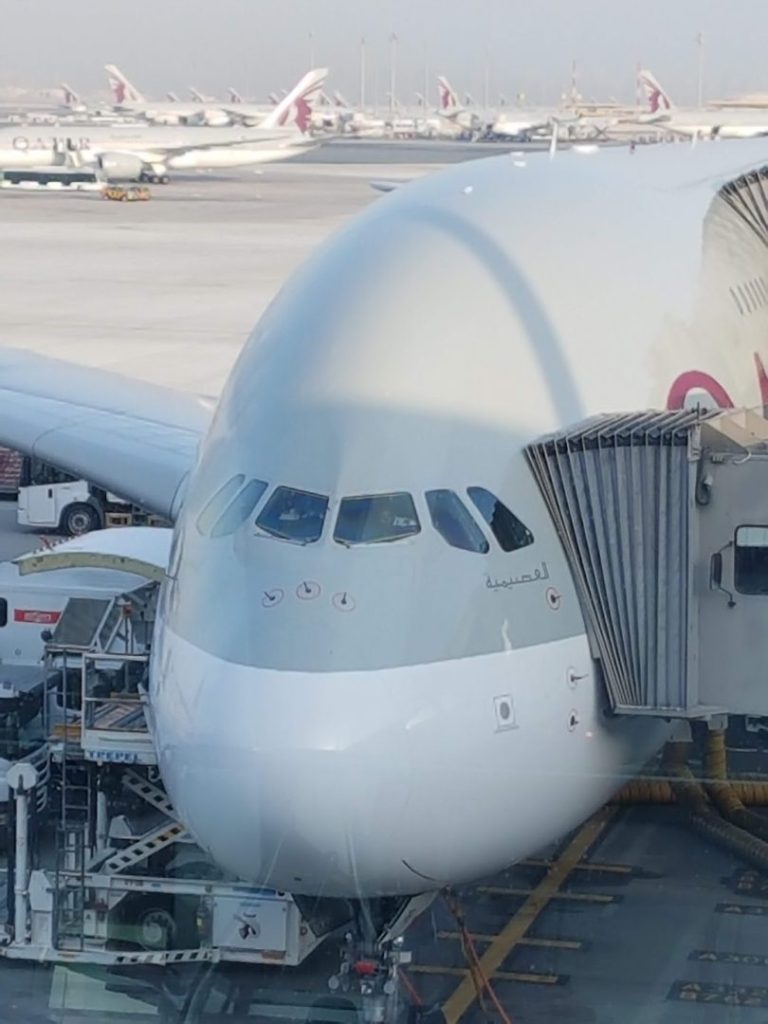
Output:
top-left (105, 64), bottom-right (231, 126)
top-left (639, 68), bottom-right (768, 138)
top-left (1, 141), bottom-right (767, 908)
top-left (0, 69), bottom-right (326, 181)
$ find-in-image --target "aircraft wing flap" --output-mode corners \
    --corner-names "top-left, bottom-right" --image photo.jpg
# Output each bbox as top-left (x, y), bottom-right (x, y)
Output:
top-left (0, 348), bottom-right (211, 519)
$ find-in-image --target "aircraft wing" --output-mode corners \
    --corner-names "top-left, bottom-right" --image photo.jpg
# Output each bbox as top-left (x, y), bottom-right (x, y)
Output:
top-left (0, 348), bottom-right (212, 519)
top-left (155, 129), bottom-right (294, 156)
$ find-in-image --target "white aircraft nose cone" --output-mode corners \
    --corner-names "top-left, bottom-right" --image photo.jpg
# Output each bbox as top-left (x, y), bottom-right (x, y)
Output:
top-left (153, 630), bottom-right (418, 896)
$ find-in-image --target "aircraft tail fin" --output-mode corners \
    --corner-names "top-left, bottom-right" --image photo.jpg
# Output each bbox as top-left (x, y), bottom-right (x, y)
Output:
top-left (261, 68), bottom-right (328, 133)
top-left (637, 68), bottom-right (674, 113)
top-left (437, 75), bottom-right (461, 113)
top-left (228, 87), bottom-right (243, 103)
top-left (333, 90), bottom-right (352, 109)
top-left (104, 64), bottom-right (145, 105)
top-left (189, 86), bottom-right (207, 103)
top-left (167, 91), bottom-right (180, 103)
top-left (60, 83), bottom-right (80, 106)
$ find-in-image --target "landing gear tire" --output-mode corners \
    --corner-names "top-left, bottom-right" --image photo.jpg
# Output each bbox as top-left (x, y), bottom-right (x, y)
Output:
top-left (61, 503), bottom-right (101, 537)
top-left (159, 175), bottom-right (170, 184)
top-left (113, 895), bottom-right (200, 952)
top-left (138, 907), bottom-right (177, 951)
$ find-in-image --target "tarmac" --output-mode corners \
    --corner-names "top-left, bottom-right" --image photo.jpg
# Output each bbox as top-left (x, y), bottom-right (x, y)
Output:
top-left (2, 143), bottom-right (768, 1022)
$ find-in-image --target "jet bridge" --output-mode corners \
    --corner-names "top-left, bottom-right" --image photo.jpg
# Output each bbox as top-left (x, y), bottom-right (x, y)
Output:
top-left (525, 408), bottom-right (768, 718)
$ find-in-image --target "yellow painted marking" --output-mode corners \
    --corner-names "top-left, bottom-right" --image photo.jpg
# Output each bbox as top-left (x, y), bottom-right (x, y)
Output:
top-left (442, 806), bottom-right (617, 1024)
top-left (478, 885), bottom-right (615, 904)
top-left (437, 931), bottom-right (583, 951)
top-left (411, 964), bottom-right (561, 985)
top-left (522, 858), bottom-right (633, 875)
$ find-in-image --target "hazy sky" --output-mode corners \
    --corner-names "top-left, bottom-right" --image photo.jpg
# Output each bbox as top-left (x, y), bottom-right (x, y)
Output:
top-left (1, 0), bottom-right (767, 107)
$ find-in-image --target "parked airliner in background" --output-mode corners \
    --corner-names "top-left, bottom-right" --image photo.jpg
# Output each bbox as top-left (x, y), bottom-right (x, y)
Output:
top-left (0, 69), bottom-right (327, 181)
top-left (638, 68), bottom-right (768, 138)
top-left (0, 140), bottom-right (766, 910)
top-left (105, 64), bottom-right (231, 126)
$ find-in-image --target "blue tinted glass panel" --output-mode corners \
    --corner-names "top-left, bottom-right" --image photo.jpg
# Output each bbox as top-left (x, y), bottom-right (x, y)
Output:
top-left (196, 476), bottom-right (245, 535)
top-left (467, 486), bottom-right (534, 552)
top-left (334, 493), bottom-right (420, 545)
top-left (256, 487), bottom-right (328, 544)
top-left (211, 478), bottom-right (268, 538)
top-left (426, 489), bottom-right (489, 553)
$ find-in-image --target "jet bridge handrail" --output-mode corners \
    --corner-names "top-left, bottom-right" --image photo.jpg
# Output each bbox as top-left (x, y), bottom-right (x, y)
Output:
top-left (81, 651), bottom-right (149, 736)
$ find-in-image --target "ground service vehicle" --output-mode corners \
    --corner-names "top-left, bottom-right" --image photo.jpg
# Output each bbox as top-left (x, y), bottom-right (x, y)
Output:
top-left (102, 184), bottom-right (151, 201)
top-left (17, 456), bottom-right (156, 535)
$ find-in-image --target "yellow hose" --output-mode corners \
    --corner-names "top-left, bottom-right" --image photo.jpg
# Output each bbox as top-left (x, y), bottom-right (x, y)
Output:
top-left (613, 778), bottom-right (768, 805)
top-left (704, 730), bottom-right (768, 842)
top-left (613, 737), bottom-right (768, 873)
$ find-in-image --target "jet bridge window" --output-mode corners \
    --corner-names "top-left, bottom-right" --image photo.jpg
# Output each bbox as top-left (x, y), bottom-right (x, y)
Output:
top-left (734, 525), bottom-right (768, 595)
top-left (256, 487), bottom-right (329, 544)
top-left (334, 493), bottom-right (420, 546)
top-left (467, 487), bottom-right (534, 552)
top-left (425, 489), bottom-right (489, 553)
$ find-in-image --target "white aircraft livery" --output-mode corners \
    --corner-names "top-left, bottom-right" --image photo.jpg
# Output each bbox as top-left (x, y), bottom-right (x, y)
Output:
top-left (638, 68), bottom-right (768, 139)
top-left (1, 141), bottom-right (768, 899)
top-left (0, 69), bottom-right (327, 180)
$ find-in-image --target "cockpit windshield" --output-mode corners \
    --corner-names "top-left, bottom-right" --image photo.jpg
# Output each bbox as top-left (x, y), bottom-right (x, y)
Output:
top-left (334, 493), bottom-right (420, 545)
top-left (425, 489), bottom-right (490, 553)
top-left (196, 476), bottom-right (269, 538)
top-left (255, 486), bottom-right (329, 544)
top-left (211, 478), bottom-right (268, 538)
top-left (196, 475), bottom-right (245, 536)
top-left (467, 486), bottom-right (534, 552)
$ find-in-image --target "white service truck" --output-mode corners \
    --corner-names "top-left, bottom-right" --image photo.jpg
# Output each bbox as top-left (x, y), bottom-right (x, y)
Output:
top-left (16, 456), bottom-right (150, 535)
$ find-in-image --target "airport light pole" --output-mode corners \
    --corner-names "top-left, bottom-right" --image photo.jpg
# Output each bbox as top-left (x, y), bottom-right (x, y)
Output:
top-left (423, 40), bottom-right (429, 110)
top-left (389, 32), bottom-right (398, 116)
top-left (360, 36), bottom-right (366, 110)
top-left (483, 47), bottom-right (490, 112)
top-left (309, 31), bottom-right (315, 69)
top-left (696, 32), bottom-right (704, 107)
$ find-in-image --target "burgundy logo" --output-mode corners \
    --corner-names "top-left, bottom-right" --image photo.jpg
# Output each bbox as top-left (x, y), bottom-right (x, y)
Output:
top-left (278, 84), bottom-right (320, 132)
top-left (112, 79), bottom-right (126, 104)
top-left (641, 76), bottom-right (670, 113)
top-left (665, 356), bottom-right (768, 413)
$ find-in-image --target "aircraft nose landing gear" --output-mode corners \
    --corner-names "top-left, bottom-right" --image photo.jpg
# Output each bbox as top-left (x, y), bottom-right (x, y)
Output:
top-left (329, 931), bottom-right (411, 1024)
top-left (326, 894), bottom-right (438, 1024)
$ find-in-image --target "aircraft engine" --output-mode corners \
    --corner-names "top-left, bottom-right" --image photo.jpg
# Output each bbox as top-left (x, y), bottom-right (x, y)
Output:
top-left (202, 111), bottom-right (231, 126)
top-left (97, 152), bottom-right (148, 181)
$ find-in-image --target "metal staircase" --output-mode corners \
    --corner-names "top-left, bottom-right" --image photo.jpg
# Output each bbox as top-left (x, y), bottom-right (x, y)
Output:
top-left (102, 768), bottom-right (188, 875)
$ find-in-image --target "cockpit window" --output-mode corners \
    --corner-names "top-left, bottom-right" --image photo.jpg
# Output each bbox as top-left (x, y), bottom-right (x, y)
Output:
top-left (211, 478), bottom-right (268, 538)
top-left (425, 489), bottom-right (490, 553)
top-left (196, 475), bottom-right (245, 535)
top-left (467, 486), bottom-right (534, 552)
top-left (255, 486), bottom-right (329, 544)
top-left (334, 493), bottom-right (420, 546)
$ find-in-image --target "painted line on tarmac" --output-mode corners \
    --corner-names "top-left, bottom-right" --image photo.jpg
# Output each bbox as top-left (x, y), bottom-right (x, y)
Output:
top-left (441, 805), bottom-right (617, 1024)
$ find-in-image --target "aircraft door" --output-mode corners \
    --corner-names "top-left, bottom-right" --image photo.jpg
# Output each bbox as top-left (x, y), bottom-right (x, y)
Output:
top-left (20, 482), bottom-right (59, 527)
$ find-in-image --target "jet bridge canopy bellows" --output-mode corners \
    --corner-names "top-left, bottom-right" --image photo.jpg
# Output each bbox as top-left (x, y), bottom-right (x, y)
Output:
top-left (525, 409), bottom-right (768, 718)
